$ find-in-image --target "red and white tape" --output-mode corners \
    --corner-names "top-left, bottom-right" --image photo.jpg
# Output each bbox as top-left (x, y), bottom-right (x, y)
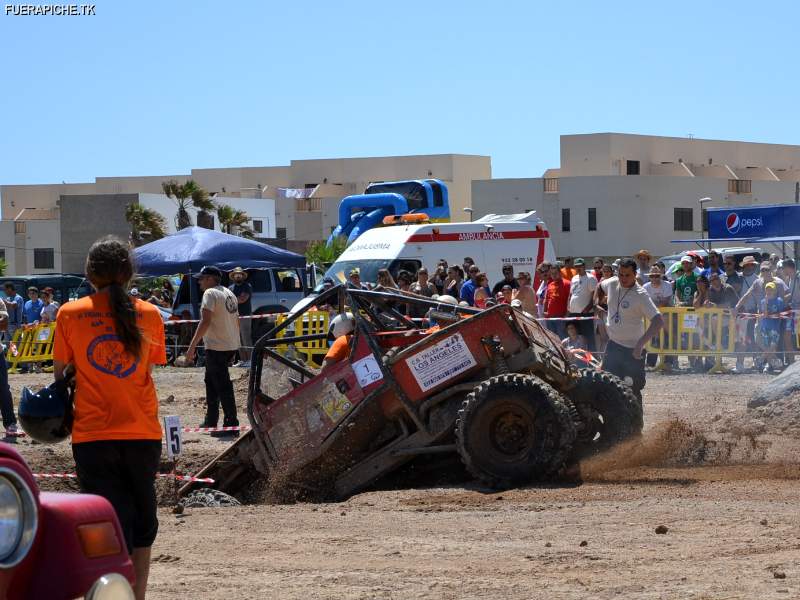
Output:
top-left (33, 473), bottom-right (215, 483)
top-left (8, 424), bottom-right (251, 439)
top-left (164, 313), bottom-right (276, 326)
top-left (181, 425), bottom-right (251, 433)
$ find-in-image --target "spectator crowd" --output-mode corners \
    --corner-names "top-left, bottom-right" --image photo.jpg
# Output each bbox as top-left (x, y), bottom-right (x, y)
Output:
top-left (340, 249), bottom-right (800, 375)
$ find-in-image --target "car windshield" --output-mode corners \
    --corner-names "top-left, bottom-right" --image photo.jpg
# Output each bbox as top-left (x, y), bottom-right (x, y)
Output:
top-left (324, 259), bottom-right (392, 286)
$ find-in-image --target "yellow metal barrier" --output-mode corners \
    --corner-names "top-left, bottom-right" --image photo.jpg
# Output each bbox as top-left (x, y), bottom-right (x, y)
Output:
top-left (7, 324), bottom-right (56, 373)
top-left (272, 311), bottom-right (330, 368)
top-left (644, 307), bottom-right (736, 373)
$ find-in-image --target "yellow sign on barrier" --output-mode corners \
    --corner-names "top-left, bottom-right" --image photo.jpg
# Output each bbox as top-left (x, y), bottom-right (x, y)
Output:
top-left (644, 307), bottom-right (736, 373)
top-left (7, 324), bottom-right (56, 373)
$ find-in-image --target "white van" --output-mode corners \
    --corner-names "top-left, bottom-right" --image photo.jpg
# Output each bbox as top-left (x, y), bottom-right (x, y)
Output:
top-left (323, 212), bottom-right (557, 287)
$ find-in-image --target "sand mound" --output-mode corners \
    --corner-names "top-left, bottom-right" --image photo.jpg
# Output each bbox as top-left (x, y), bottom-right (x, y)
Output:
top-left (581, 419), bottom-right (771, 480)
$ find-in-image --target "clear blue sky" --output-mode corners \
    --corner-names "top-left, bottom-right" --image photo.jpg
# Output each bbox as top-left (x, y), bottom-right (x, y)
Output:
top-left (1, 0), bottom-right (798, 186)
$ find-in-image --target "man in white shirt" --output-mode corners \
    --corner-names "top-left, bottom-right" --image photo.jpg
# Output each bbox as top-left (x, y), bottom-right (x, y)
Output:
top-left (597, 258), bottom-right (664, 400)
top-left (186, 265), bottom-right (242, 437)
top-left (567, 258), bottom-right (597, 350)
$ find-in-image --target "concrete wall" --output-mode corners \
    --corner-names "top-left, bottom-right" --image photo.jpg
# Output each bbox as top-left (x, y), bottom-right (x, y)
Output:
top-left (561, 133), bottom-right (800, 177)
top-left (0, 182), bottom-right (96, 220)
top-left (0, 219), bottom-right (61, 276)
top-left (59, 194), bottom-right (136, 273)
top-left (0, 221), bottom-right (15, 275)
top-left (191, 166), bottom-right (291, 195)
top-left (472, 175), bottom-right (800, 259)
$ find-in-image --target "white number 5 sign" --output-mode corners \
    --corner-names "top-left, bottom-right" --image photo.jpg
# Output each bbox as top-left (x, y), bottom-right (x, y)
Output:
top-left (163, 415), bottom-right (182, 459)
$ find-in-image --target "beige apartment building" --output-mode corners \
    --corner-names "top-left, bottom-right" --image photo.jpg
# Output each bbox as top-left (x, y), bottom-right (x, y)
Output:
top-left (0, 154), bottom-right (490, 275)
top-left (472, 133), bottom-right (800, 258)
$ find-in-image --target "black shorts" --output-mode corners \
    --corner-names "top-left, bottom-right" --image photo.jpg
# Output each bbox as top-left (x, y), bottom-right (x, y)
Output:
top-left (73, 439), bottom-right (161, 554)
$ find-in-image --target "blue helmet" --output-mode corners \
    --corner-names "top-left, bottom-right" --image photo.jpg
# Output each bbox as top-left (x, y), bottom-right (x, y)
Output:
top-left (18, 380), bottom-right (74, 444)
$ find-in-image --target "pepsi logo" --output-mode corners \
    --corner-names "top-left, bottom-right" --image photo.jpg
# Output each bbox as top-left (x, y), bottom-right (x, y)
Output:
top-left (724, 212), bottom-right (763, 235)
top-left (726, 213), bottom-right (740, 234)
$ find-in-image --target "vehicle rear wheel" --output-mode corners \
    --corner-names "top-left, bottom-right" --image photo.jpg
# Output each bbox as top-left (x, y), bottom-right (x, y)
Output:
top-left (567, 368), bottom-right (642, 461)
top-left (455, 374), bottom-right (576, 489)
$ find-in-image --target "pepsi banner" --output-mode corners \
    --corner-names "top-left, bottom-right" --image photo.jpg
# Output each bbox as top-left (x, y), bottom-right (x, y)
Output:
top-left (707, 205), bottom-right (800, 240)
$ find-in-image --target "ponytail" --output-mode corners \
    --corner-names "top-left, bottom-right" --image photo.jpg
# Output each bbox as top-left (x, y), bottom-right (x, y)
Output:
top-left (85, 236), bottom-right (143, 359)
top-left (107, 281), bottom-right (143, 358)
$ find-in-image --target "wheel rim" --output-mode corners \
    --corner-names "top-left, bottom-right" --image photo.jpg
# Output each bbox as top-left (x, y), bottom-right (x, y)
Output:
top-left (487, 406), bottom-right (535, 459)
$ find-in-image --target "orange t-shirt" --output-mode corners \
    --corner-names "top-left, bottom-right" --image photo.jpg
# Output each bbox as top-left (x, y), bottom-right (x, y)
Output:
top-left (324, 335), bottom-right (351, 364)
top-left (53, 294), bottom-right (166, 443)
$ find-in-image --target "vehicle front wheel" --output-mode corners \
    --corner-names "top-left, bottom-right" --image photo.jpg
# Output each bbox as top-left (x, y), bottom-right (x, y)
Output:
top-left (455, 374), bottom-right (576, 489)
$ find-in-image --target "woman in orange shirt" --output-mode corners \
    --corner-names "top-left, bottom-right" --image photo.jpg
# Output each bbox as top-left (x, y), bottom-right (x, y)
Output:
top-left (53, 237), bottom-right (166, 600)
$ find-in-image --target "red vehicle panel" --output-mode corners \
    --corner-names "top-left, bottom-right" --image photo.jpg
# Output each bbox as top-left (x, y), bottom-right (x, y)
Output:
top-left (253, 335), bottom-right (385, 471)
top-left (0, 443), bottom-right (135, 600)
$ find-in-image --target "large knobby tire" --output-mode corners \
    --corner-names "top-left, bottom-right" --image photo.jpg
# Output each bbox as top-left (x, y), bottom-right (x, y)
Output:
top-left (455, 374), bottom-right (576, 489)
top-left (567, 369), bottom-right (643, 461)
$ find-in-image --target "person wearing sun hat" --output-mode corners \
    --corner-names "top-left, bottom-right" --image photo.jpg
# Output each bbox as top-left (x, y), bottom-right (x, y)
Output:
top-left (228, 266), bottom-right (252, 367)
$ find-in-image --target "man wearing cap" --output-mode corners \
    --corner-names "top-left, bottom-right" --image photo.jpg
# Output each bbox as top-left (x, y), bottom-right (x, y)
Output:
top-left (0, 299), bottom-right (19, 436)
top-left (348, 268), bottom-right (368, 290)
top-left (186, 266), bottom-right (241, 437)
top-left (736, 261), bottom-right (788, 371)
top-left (567, 258), bottom-right (597, 350)
top-left (674, 256), bottom-right (698, 306)
top-left (228, 267), bottom-right (253, 367)
top-left (635, 250), bottom-right (652, 285)
top-left (597, 258), bottom-right (663, 400)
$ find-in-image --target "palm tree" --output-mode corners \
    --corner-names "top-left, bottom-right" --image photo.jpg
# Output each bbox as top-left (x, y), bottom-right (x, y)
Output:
top-left (217, 204), bottom-right (254, 238)
top-left (125, 203), bottom-right (167, 246)
top-left (161, 179), bottom-right (215, 230)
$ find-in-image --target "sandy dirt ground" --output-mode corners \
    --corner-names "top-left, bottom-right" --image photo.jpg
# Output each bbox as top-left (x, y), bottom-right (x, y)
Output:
top-left (8, 367), bottom-right (800, 599)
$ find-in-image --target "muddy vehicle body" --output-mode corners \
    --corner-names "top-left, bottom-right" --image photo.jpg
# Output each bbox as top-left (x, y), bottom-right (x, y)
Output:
top-left (184, 287), bottom-right (642, 501)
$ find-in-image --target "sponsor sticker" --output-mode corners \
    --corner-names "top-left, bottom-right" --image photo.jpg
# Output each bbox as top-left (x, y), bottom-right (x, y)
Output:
top-left (405, 333), bottom-right (477, 392)
top-left (319, 381), bottom-right (353, 423)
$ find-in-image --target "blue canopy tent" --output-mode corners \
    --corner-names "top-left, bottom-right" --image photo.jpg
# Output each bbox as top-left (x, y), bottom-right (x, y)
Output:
top-left (133, 227), bottom-right (305, 316)
top-left (134, 226), bottom-right (304, 275)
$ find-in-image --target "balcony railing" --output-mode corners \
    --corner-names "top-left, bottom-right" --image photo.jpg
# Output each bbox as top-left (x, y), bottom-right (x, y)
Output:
top-left (295, 197), bottom-right (322, 211)
top-left (543, 178), bottom-right (559, 193)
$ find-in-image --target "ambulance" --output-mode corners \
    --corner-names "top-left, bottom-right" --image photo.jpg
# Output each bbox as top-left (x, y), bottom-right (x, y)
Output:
top-left (323, 211), bottom-right (556, 288)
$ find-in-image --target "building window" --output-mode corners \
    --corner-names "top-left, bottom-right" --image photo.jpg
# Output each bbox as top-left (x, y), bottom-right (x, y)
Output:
top-left (34, 248), bottom-right (54, 270)
top-left (276, 227), bottom-right (287, 241)
top-left (543, 178), bottom-right (559, 193)
top-left (674, 208), bottom-right (693, 231)
top-left (626, 160), bottom-right (640, 175)
top-left (14, 222), bottom-right (25, 234)
top-left (588, 208), bottom-right (597, 231)
top-left (728, 179), bottom-right (752, 194)
top-left (561, 208), bottom-right (570, 232)
top-left (702, 209), bottom-right (708, 232)
top-left (0, 249), bottom-right (5, 262)
top-left (252, 220), bottom-right (263, 234)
